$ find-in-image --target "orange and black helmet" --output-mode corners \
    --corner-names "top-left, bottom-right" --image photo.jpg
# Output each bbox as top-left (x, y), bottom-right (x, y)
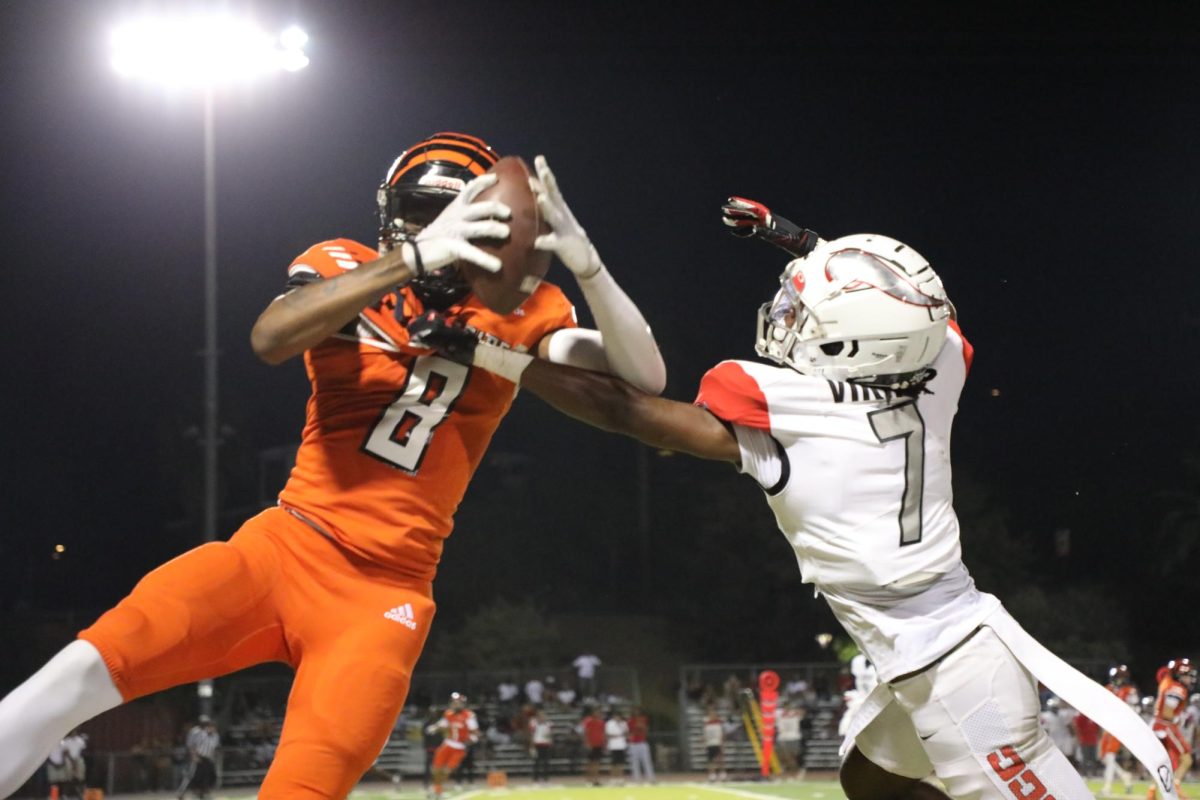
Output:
top-left (377, 132), bottom-right (499, 242)
top-left (376, 132), bottom-right (499, 309)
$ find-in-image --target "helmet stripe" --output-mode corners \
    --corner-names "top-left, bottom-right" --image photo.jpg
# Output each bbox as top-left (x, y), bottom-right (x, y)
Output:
top-left (392, 149), bottom-right (489, 183)
top-left (389, 136), bottom-right (499, 186)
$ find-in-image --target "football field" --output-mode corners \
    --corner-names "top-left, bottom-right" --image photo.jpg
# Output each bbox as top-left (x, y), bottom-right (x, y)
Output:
top-left (281, 777), bottom-right (1162, 800)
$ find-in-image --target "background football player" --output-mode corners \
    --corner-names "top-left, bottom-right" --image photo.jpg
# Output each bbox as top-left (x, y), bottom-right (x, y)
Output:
top-left (0, 132), bottom-right (665, 799)
top-left (1149, 659), bottom-right (1196, 800)
top-left (1100, 665), bottom-right (1139, 796)
top-left (426, 692), bottom-right (478, 799)
top-left (411, 198), bottom-right (1176, 800)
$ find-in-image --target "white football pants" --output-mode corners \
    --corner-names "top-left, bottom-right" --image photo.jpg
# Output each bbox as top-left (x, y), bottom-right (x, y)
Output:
top-left (0, 640), bottom-right (122, 798)
top-left (1102, 751), bottom-right (1134, 793)
top-left (856, 626), bottom-right (1091, 800)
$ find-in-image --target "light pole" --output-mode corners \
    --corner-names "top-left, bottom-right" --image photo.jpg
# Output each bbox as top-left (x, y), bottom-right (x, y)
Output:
top-left (109, 13), bottom-right (309, 717)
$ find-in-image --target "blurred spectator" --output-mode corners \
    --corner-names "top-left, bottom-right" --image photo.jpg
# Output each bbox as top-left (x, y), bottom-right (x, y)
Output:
top-left (253, 737), bottom-right (277, 768)
top-left (61, 730), bottom-right (87, 800)
top-left (1074, 712), bottom-right (1099, 776)
top-left (485, 718), bottom-right (511, 750)
top-left (556, 683), bottom-right (578, 707)
top-left (179, 715), bottom-right (219, 799)
top-left (703, 706), bottom-right (727, 782)
top-left (573, 653), bottom-right (602, 699)
top-left (777, 701), bottom-right (806, 779)
top-left (45, 739), bottom-right (69, 799)
top-left (627, 706), bottom-right (655, 784)
top-left (581, 707), bottom-right (607, 786)
top-left (497, 676), bottom-right (520, 710)
top-left (524, 676), bottom-right (545, 707)
top-left (1039, 697), bottom-right (1077, 767)
top-left (605, 709), bottom-right (629, 784)
top-left (784, 674), bottom-right (810, 702)
top-left (132, 734), bottom-right (173, 791)
top-left (529, 709), bottom-right (553, 783)
top-left (723, 673), bottom-right (743, 708)
top-left (512, 703), bottom-right (536, 749)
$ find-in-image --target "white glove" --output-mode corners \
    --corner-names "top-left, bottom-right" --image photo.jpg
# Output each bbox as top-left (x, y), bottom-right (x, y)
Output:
top-left (530, 155), bottom-right (603, 279)
top-left (409, 173), bottom-right (511, 275)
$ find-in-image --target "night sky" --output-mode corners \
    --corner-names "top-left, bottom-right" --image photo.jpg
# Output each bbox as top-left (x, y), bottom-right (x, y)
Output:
top-left (2, 2), bottom-right (1199, 672)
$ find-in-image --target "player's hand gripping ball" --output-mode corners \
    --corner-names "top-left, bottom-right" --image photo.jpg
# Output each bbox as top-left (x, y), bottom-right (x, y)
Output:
top-left (461, 156), bottom-right (552, 314)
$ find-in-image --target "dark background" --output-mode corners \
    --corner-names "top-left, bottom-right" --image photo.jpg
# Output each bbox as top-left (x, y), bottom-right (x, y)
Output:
top-left (2, 1), bottom-right (1198, 691)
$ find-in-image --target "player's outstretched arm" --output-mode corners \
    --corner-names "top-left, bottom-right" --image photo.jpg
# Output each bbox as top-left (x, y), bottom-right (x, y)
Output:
top-left (407, 313), bottom-right (734, 462)
top-left (720, 196), bottom-right (822, 259)
top-left (250, 174), bottom-right (510, 365)
top-left (530, 156), bottom-right (667, 395)
top-left (523, 359), bottom-right (738, 462)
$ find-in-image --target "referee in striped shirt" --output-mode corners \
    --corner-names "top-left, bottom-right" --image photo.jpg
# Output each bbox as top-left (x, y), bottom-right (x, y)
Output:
top-left (178, 716), bottom-right (220, 799)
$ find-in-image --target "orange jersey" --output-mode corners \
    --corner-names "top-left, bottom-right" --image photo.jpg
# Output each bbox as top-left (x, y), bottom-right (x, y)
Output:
top-left (1099, 683), bottom-right (1139, 756)
top-left (277, 239), bottom-right (576, 580)
top-left (436, 709), bottom-right (479, 749)
top-left (1156, 676), bottom-right (1189, 722)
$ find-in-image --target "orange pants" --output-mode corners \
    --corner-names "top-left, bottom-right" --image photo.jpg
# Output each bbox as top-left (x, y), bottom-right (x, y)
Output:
top-left (432, 743), bottom-right (468, 771)
top-left (79, 507), bottom-right (435, 799)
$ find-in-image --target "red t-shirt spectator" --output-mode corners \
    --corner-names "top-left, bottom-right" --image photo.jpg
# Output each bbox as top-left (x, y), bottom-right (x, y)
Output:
top-left (628, 713), bottom-right (649, 744)
top-left (1074, 713), bottom-right (1099, 747)
top-left (583, 716), bottom-right (607, 749)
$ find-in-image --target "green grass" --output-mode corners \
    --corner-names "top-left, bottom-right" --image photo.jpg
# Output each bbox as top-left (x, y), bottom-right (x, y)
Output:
top-left (341, 781), bottom-right (844, 800)
top-left (199, 776), bottom-right (1173, 800)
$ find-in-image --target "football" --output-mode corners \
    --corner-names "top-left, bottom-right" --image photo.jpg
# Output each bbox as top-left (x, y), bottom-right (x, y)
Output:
top-left (461, 156), bottom-right (551, 315)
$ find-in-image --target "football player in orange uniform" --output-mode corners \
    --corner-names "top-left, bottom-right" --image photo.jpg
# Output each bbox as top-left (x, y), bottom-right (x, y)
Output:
top-left (1149, 659), bottom-right (1196, 800)
top-left (426, 693), bottom-right (478, 799)
top-left (0, 133), bottom-right (665, 800)
top-left (1101, 665), bottom-right (1139, 795)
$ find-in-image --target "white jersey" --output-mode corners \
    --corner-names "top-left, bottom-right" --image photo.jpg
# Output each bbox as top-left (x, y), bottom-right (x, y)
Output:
top-left (696, 323), bottom-right (999, 681)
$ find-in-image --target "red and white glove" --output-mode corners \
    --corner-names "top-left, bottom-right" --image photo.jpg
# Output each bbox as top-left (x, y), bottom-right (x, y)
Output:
top-left (721, 196), bottom-right (774, 238)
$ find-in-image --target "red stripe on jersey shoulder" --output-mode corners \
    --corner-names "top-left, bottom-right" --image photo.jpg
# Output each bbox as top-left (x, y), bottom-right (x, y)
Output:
top-left (948, 319), bottom-right (974, 376)
top-left (694, 361), bottom-right (770, 431)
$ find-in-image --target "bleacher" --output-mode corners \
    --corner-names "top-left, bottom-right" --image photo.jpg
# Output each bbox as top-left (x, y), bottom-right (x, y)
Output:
top-left (220, 699), bottom-right (630, 786)
top-left (680, 697), bottom-right (844, 774)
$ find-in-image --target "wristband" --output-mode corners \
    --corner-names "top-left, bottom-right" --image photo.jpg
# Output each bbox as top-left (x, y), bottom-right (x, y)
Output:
top-left (472, 343), bottom-right (533, 383)
top-left (409, 241), bottom-right (426, 278)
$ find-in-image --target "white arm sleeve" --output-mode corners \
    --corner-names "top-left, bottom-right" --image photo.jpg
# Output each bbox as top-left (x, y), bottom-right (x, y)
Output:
top-left (732, 424), bottom-right (787, 494)
top-left (544, 328), bottom-right (611, 373)
top-left (573, 267), bottom-right (666, 394)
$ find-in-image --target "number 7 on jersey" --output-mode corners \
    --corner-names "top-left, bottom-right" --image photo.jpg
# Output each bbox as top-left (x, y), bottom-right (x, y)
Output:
top-left (867, 400), bottom-right (926, 547)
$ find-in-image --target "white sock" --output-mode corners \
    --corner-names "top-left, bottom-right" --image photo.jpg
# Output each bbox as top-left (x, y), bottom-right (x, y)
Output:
top-left (0, 640), bottom-right (123, 797)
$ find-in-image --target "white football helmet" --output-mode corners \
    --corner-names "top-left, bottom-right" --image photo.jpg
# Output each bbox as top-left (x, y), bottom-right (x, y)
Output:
top-left (755, 233), bottom-right (952, 388)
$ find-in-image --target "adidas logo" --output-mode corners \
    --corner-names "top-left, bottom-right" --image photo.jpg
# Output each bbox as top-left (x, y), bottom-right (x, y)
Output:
top-left (384, 603), bottom-right (418, 629)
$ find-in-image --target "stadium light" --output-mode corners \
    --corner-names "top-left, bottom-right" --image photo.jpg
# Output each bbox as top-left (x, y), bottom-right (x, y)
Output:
top-left (110, 15), bottom-right (309, 86)
top-left (109, 12), bottom-right (308, 718)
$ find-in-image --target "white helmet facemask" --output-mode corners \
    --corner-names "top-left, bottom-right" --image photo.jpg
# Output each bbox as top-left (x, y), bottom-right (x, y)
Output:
top-left (756, 234), bottom-right (952, 388)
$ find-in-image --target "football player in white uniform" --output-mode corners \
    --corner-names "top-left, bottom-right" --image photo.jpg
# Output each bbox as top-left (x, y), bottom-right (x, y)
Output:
top-left (408, 198), bottom-right (1175, 800)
